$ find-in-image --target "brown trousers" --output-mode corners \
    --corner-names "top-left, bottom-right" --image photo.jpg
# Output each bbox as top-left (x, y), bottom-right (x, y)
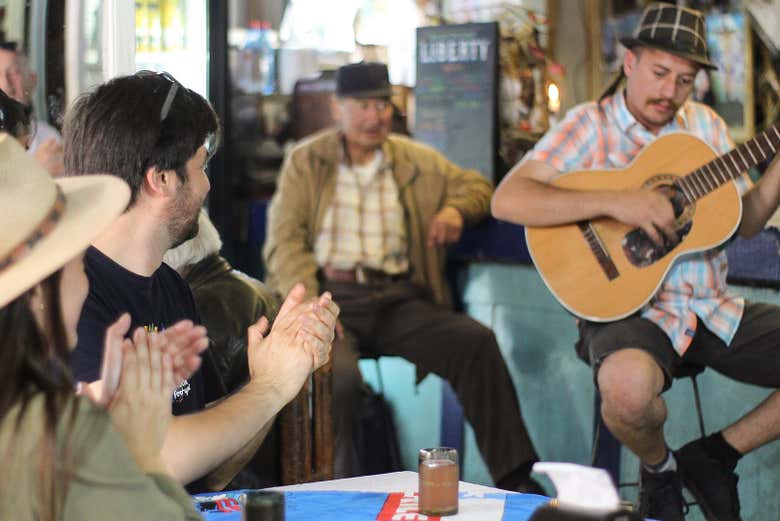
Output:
top-left (323, 279), bottom-right (538, 482)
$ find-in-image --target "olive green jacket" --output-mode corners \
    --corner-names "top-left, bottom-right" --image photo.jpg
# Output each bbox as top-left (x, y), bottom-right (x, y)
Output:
top-left (0, 394), bottom-right (202, 521)
top-left (185, 253), bottom-right (280, 393)
top-left (263, 129), bottom-right (493, 307)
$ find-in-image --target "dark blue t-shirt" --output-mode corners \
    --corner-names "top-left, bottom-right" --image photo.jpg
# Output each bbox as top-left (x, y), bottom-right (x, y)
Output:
top-left (72, 246), bottom-right (224, 415)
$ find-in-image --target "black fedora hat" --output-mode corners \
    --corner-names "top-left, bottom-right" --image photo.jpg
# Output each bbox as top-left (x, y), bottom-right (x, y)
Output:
top-left (336, 62), bottom-right (392, 99)
top-left (620, 2), bottom-right (717, 70)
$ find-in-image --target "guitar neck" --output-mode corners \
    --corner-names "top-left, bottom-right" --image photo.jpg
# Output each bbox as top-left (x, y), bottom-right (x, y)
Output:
top-left (673, 122), bottom-right (780, 203)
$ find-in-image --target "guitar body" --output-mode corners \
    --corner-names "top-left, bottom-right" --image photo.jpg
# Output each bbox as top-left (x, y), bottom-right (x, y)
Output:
top-left (525, 133), bottom-right (743, 322)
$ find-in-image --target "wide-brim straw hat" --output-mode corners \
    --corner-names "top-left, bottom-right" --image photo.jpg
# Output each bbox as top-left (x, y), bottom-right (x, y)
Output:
top-left (0, 133), bottom-right (130, 308)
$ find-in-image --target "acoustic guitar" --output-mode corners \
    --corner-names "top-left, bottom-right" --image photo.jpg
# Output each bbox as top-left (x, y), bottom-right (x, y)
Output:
top-left (525, 124), bottom-right (780, 322)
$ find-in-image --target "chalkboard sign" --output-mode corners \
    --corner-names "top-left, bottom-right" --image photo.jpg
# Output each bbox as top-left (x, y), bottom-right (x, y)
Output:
top-left (415, 22), bottom-right (498, 182)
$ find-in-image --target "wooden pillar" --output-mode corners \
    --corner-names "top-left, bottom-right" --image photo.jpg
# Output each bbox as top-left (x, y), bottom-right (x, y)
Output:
top-left (585, 0), bottom-right (604, 100)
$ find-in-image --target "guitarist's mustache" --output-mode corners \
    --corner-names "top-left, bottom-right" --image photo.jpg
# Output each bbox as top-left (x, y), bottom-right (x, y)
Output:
top-left (647, 98), bottom-right (677, 110)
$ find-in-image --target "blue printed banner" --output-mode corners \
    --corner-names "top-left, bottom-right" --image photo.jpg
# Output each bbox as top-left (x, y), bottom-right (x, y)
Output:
top-left (194, 490), bottom-right (550, 521)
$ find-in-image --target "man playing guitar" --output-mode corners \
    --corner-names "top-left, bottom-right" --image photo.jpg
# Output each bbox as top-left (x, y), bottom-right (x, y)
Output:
top-left (493, 4), bottom-right (780, 521)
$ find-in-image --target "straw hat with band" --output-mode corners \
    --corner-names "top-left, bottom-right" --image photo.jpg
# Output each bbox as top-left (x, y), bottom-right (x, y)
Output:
top-left (0, 133), bottom-right (130, 308)
top-left (600, 2), bottom-right (718, 101)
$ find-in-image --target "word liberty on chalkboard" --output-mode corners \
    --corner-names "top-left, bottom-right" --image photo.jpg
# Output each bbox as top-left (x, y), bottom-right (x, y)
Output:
top-left (415, 22), bottom-right (499, 182)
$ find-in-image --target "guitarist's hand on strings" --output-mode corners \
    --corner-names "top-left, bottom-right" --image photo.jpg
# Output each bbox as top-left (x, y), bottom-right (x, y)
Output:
top-left (609, 188), bottom-right (677, 247)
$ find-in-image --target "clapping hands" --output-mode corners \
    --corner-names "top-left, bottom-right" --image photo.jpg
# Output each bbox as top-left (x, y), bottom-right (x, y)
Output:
top-left (75, 314), bottom-right (208, 473)
top-left (246, 283), bottom-right (339, 402)
top-left (78, 313), bottom-right (208, 406)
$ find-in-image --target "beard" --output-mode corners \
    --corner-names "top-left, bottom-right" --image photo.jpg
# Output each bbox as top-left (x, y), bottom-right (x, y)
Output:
top-left (168, 187), bottom-right (202, 248)
top-left (169, 214), bottom-right (199, 248)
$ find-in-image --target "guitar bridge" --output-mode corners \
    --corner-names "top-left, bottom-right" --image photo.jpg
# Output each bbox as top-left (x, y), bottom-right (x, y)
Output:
top-left (578, 222), bottom-right (620, 280)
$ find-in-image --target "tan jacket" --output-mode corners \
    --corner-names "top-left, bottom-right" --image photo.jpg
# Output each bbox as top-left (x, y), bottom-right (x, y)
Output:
top-left (263, 129), bottom-right (493, 307)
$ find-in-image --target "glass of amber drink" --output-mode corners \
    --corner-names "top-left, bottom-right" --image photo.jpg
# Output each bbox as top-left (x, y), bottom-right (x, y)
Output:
top-left (418, 447), bottom-right (459, 516)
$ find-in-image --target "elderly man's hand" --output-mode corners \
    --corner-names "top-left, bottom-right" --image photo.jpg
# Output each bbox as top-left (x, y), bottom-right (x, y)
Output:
top-left (245, 283), bottom-right (339, 402)
top-left (427, 206), bottom-right (464, 247)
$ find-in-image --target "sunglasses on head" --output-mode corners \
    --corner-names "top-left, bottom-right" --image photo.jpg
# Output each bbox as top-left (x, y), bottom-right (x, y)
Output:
top-left (135, 70), bottom-right (181, 122)
top-left (135, 70), bottom-right (218, 163)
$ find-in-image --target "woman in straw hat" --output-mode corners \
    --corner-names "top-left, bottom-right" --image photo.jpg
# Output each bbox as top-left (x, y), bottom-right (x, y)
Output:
top-left (0, 133), bottom-right (205, 520)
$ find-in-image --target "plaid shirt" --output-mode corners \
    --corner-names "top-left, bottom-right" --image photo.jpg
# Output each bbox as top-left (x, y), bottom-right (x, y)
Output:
top-left (525, 90), bottom-right (750, 355)
top-left (314, 150), bottom-right (409, 274)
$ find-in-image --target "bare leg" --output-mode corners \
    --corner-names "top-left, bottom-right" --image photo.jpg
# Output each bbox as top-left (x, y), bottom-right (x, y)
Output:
top-left (597, 348), bottom-right (669, 465)
top-left (723, 389), bottom-right (780, 454)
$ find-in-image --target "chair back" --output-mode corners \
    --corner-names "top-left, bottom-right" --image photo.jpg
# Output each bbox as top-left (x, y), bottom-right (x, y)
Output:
top-left (279, 360), bottom-right (334, 484)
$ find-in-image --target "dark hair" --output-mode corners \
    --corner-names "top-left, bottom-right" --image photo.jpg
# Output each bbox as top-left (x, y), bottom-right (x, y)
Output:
top-left (0, 270), bottom-right (77, 520)
top-left (63, 73), bottom-right (220, 205)
top-left (0, 87), bottom-right (32, 140)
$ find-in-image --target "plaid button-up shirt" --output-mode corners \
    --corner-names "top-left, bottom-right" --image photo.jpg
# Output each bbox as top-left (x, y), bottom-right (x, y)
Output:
top-left (314, 150), bottom-right (409, 274)
top-left (525, 90), bottom-right (751, 355)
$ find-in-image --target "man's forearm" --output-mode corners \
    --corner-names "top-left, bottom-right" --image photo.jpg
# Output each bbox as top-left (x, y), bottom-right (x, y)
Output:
top-left (493, 175), bottom-right (620, 226)
top-left (162, 381), bottom-right (286, 485)
top-left (202, 417), bottom-right (275, 491)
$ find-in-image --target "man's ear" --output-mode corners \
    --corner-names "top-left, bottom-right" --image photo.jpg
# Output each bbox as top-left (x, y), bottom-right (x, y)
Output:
top-left (623, 48), bottom-right (638, 77)
top-left (142, 165), bottom-right (178, 198)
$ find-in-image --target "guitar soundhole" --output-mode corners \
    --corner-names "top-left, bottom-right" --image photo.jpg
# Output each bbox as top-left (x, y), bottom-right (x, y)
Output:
top-left (622, 190), bottom-right (692, 268)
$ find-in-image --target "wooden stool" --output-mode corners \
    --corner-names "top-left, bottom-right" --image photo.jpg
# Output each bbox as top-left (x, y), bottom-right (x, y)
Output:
top-left (279, 360), bottom-right (334, 484)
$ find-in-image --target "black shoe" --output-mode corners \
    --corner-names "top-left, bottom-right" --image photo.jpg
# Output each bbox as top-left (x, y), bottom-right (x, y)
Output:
top-left (512, 476), bottom-right (547, 496)
top-left (675, 439), bottom-right (742, 521)
top-left (638, 468), bottom-right (686, 521)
